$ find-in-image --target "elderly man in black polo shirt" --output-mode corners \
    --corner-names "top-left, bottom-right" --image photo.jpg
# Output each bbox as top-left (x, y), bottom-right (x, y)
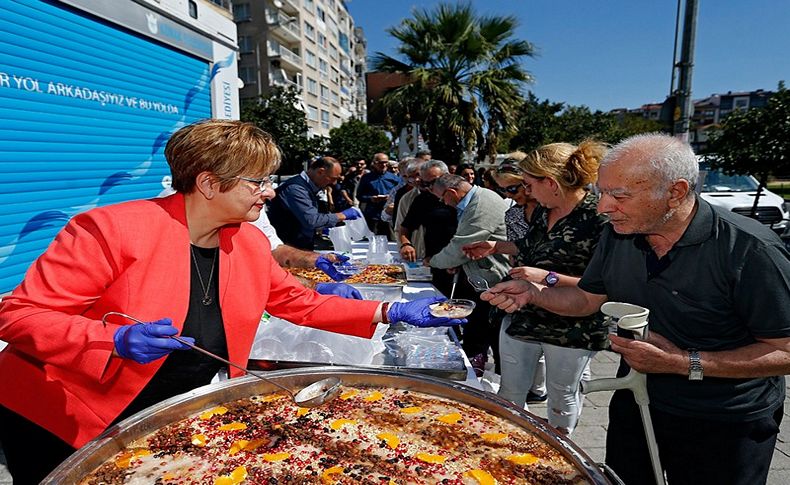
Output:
top-left (482, 133), bottom-right (790, 485)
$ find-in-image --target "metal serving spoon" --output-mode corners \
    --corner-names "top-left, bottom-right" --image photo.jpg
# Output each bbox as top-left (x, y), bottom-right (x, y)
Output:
top-left (101, 312), bottom-right (342, 408)
top-left (467, 274), bottom-right (491, 293)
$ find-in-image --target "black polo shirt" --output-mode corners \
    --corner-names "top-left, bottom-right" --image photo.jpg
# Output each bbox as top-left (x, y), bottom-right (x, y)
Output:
top-left (579, 197), bottom-right (790, 421)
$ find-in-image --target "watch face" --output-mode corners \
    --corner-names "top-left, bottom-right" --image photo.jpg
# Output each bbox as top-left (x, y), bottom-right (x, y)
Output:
top-left (545, 272), bottom-right (559, 286)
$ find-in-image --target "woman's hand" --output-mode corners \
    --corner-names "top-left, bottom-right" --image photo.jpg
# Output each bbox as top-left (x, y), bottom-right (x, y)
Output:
top-left (509, 266), bottom-right (549, 284)
top-left (462, 241), bottom-right (496, 260)
top-left (387, 297), bottom-right (467, 327)
top-left (315, 283), bottom-right (363, 300)
top-left (113, 319), bottom-right (195, 364)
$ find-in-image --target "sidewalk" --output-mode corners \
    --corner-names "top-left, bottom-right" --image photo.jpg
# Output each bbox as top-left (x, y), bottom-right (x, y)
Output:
top-left (493, 350), bottom-right (790, 484)
top-left (2, 351), bottom-right (789, 483)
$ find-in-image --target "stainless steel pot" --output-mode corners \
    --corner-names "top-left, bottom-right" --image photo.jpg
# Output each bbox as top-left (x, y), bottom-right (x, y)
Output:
top-left (44, 367), bottom-right (619, 484)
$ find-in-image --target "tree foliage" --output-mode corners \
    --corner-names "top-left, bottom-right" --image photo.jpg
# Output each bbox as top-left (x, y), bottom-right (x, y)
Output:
top-left (707, 82), bottom-right (790, 181)
top-left (328, 119), bottom-right (391, 164)
top-left (508, 93), bottom-right (665, 152)
top-left (240, 86), bottom-right (324, 174)
top-left (371, 2), bottom-right (535, 163)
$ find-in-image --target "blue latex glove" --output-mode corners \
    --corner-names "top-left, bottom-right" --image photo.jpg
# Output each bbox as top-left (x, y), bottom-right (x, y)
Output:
top-left (113, 318), bottom-right (195, 364)
top-left (316, 282), bottom-right (363, 300)
top-left (387, 296), bottom-right (468, 327)
top-left (341, 207), bottom-right (361, 220)
top-left (315, 253), bottom-right (350, 281)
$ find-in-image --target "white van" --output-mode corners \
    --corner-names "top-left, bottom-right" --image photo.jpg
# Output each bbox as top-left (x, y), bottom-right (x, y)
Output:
top-left (698, 161), bottom-right (789, 235)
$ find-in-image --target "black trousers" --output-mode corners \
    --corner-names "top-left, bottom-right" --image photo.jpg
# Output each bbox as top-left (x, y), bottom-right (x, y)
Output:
top-left (453, 271), bottom-right (498, 363)
top-left (606, 390), bottom-right (782, 485)
top-left (0, 405), bottom-right (76, 485)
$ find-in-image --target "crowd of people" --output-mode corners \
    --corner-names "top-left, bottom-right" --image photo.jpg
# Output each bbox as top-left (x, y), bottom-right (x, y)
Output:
top-left (267, 132), bottom-right (790, 485)
top-left (1, 119), bottom-right (789, 485)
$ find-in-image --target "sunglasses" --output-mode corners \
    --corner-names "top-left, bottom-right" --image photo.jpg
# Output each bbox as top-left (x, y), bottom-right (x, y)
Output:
top-left (496, 163), bottom-right (524, 175)
top-left (419, 178), bottom-right (437, 189)
top-left (498, 183), bottom-right (524, 195)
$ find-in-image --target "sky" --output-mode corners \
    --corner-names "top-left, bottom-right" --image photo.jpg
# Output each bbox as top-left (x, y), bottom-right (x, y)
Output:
top-left (346, 0), bottom-right (790, 112)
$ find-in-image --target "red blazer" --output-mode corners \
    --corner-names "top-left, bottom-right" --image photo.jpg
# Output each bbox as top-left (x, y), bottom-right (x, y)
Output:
top-left (0, 194), bottom-right (379, 448)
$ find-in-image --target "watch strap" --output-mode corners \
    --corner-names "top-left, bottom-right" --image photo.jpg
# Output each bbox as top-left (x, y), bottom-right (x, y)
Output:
top-left (688, 348), bottom-right (703, 380)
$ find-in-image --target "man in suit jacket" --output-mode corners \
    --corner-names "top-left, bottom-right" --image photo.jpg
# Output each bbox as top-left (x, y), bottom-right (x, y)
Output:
top-left (267, 157), bottom-right (360, 250)
top-left (423, 173), bottom-right (510, 374)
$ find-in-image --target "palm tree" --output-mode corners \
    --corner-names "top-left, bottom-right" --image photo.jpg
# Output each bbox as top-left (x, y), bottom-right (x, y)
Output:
top-left (371, 2), bottom-right (535, 163)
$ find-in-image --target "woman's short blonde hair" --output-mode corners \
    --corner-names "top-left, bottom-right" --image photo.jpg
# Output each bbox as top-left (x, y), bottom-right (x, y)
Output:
top-left (520, 140), bottom-right (607, 190)
top-left (165, 119), bottom-right (281, 193)
top-left (494, 151), bottom-right (529, 185)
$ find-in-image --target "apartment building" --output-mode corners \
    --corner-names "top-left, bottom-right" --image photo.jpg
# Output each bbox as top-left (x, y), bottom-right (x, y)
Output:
top-left (234, 0), bottom-right (367, 137)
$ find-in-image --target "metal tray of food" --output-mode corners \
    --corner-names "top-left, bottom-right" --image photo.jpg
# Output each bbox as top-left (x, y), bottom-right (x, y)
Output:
top-left (44, 367), bottom-right (617, 484)
top-left (249, 324), bottom-right (468, 381)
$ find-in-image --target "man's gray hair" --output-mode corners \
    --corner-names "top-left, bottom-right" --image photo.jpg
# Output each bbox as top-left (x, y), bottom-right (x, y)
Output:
top-left (602, 133), bottom-right (698, 196)
top-left (419, 159), bottom-right (448, 176)
top-left (406, 158), bottom-right (425, 175)
top-left (433, 173), bottom-right (469, 192)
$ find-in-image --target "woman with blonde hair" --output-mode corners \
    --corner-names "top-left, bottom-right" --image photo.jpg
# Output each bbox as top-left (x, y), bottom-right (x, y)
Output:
top-left (464, 140), bottom-right (609, 435)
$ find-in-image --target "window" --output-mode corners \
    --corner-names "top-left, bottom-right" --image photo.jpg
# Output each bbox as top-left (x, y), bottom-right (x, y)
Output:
top-left (304, 22), bottom-right (315, 42)
top-left (320, 84), bottom-right (330, 99)
top-left (316, 6), bottom-right (326, 22)
top-left (233, 3), bottom-right (250, 21)
top-left (188, 0), bottom-right (198, 19)
top-left (305, 0), bottom-right (315, 9)
top-left (330, 67), bottom-right (339, 85)
top-left (307, 77), bottom-right (318, 95)
top-left (733, 97), bottom-right (749, 111)
top-left (330, 90), bottom-right (339, 105)
top-left (305, 49), bottom-right (317, 68)
top-left (238, 36), bottom-right (253, 52)
top-left (240, 66), bottom-right (256, 84)
top-left (318, 59), bottom-right (328, 80)
top-left (321, 109), bottom-right (330, 129)
top-left (307, 105), bottom-right (319, 121)
top-left (317, 32), bottom-right (327, 53)
top-left (329, 43), bottom-right (338, 61)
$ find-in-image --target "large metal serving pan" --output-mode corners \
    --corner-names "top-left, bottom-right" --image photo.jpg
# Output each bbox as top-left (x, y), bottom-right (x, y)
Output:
top-left (44, 367), bottom-right (619, 484)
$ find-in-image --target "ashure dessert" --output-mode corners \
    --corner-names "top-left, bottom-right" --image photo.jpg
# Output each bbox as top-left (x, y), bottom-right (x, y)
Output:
top-left (81, 386), bottom-right (588, 484)
top-left (288, 264), bottom-right (406, 285)
top-left (429, 299), bottom-right (476, 319)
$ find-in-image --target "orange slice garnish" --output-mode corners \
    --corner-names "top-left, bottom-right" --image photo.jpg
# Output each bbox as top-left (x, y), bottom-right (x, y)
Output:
top-left (263, 452), bottom-right (291, 462)
top-left (507, 453), bottom-right (539, 465)
top-left (376, 432), bottom-right (400, 449)
top-left (114, 449), bottom-right (151, 469)
top-left (416, 452), bottom-right (446, 464)
top-left (437, 412), bottom-right (462, 424)
top-left (481, 432), bottom-right (508, 442)
top-left (330, 419), bottom-right (356, 430)
top-left (321, 465), bottom-right (345, 483)
top-left (199, 406), bottom-right (228, 420)
top-left (218, 421), bottom-right (247, 431)
top-left (191, 434), bottom-right (207, 447)
top-left (340, 389), bottom-right (359, 400)
top-left (364, 391), bottom-right (384, 401)
top-left (214, 465), bottom-right (248, 485)
top-left (465, 469), bottom-right (495, 485)
top-left (400, 406), bottom-right (422, 414)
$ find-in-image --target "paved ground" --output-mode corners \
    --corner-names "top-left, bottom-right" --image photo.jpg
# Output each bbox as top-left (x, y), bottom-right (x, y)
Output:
top-left (2, 350), bottom-right (789, 483)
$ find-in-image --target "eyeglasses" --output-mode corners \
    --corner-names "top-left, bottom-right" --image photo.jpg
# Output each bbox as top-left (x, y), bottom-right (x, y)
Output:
top-left (419, 178), bottom-right (437, 189)
top-left (496, 163), bottom-right (524, 175)
top-left (236, 176), bottom-right (275, 194)
top-left (498, 183), bottom-right (524, 195)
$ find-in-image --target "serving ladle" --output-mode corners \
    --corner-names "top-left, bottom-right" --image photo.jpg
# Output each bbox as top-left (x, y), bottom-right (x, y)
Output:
top-left (101, 312), bottom-right (342, 408)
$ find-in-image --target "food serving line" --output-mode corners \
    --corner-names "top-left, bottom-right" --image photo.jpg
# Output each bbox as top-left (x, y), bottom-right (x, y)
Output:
top-left (247, 240), bottom-right (482, 388)
top-left (42, 238), bottom-right (629, 483)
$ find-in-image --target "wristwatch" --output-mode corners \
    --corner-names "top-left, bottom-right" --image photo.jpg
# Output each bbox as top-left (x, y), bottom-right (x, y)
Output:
top-left (688, 349), bottom-right (703, 380)
top-left (544, 271), bottom-right (559, 287)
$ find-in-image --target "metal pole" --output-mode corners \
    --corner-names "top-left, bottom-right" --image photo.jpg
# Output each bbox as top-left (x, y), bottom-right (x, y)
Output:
top-left (673, 0), bottom-right (699, 142)
top-left (669, 0), bottom-right (682, 96)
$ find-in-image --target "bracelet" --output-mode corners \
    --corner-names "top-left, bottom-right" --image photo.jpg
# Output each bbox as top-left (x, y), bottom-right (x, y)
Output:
top-left (381, 302), bottom-right (390, 324)
top-left (400, 243), bottom-right (414, 249)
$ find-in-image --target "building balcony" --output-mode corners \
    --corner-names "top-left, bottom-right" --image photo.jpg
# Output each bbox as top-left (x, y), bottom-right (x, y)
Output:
top-left (267, 41), bottom-right (303, 71)
top-left (266, 10), bottom-right (300, 44)
top-left (269, 73), bottom-right (300, 91)
top-left (274, 0), bottom-right (300, 15)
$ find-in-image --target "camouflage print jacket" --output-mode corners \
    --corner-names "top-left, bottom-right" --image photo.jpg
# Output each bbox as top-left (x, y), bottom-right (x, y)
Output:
top-left (506, 192), bottom-right (609, 350)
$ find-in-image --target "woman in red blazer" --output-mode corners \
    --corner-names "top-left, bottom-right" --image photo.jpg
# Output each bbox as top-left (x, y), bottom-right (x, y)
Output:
top-left (0, 120), bottom-right (461, 484)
